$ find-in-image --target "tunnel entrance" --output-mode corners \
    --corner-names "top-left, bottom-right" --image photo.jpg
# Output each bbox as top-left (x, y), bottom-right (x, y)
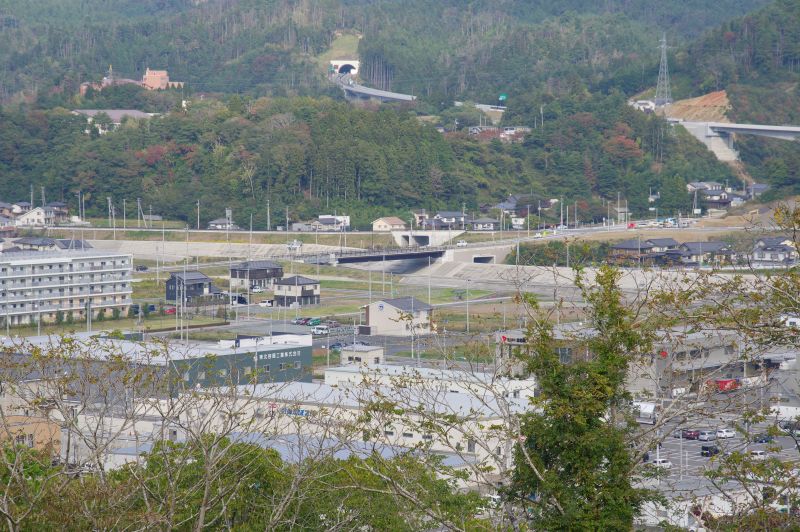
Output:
top-left (338, 64), bottom-right (356, 74)
top-left (473, 256), bottom-right (495, 264)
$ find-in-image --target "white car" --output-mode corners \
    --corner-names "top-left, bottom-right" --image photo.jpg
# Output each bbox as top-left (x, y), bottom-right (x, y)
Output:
top-left (258, 300), bottom-right (273, 308)
top-left (716, 428), bottom-right (735, 439)
top-left (251, 286), bottom-right (265, 294)
top-left (287, 240), bottom-right (302, 251)
top-left (651, 458), bottom-right (672, 469)
top-left (534, 232), bottom-right (543, 238)
top-left (456, 240), bottom-right (468, 247)
top-left (750, 449), bottom-right (767, 461)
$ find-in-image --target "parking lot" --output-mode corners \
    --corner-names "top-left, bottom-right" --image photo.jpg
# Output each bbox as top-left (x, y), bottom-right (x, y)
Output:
top-left (647, 424), bottom-right (799, 478)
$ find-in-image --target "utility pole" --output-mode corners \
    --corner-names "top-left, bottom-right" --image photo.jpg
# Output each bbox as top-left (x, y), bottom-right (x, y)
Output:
top-left (196, 199), bottom-right (200, 230)
top-left (137, 198), bottom-right (142, 228)
top-left (527, 204), bottom-right (530, 237)
top-left (123, 199), bottom-right (126, 229)
top-left (574, 200), bottom-right (578, 228)
top-left (266, 198), bottom-right (270, 231)
top-left (40, 185), bottom-right (45, 207)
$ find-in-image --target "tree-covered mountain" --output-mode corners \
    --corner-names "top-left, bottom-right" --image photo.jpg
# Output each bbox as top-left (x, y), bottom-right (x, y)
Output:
top-left (0, 0), bottom-right (771, 103)
top-left (0, 90), bottom-right (731, 228)
top-left (1, 0), bottom-right (794, 227)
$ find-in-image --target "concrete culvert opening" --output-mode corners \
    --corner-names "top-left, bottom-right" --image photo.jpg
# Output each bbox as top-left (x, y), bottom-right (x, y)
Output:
top-left (473, 256), bottom-right (494, 264)
top-left (338, 64), bottom-right (356, 74)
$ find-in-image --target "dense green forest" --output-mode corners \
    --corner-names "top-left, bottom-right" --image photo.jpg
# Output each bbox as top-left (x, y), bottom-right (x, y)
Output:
top-left (0, 89), bottom-right (730, 228)
top-left (0, 0), bottom-right (771, 103)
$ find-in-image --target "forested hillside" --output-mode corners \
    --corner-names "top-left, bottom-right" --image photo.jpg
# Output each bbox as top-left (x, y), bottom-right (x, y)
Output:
top-left (0, 91), bottom-right (732, 228)
top-left (670, 0), bottom-right (800, 196)
top-left (0, 0), bottom-right (770, 103)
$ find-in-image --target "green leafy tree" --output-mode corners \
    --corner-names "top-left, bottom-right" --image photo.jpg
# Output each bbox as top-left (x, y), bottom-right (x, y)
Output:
top-left (510, 266), bottom-right (654, 528)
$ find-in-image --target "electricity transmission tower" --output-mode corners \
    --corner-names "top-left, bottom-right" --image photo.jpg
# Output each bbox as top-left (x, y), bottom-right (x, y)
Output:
top-left (655, 33), bottom-right (672, 107)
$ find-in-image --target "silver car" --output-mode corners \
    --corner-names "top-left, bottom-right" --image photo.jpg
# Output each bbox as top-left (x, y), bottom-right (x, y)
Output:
top-left (698, 430), bottom-right (716, 441)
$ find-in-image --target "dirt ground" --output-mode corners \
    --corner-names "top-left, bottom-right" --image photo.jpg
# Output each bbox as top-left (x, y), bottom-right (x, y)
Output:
top-left (667, 90), bottom-right (731, 122)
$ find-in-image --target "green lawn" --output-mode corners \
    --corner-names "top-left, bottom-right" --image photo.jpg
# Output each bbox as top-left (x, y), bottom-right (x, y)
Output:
top-left (316, 32), bottom-right (360, 70)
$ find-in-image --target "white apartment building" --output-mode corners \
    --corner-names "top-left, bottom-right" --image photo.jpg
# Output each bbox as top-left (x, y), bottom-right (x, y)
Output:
top-left (0, 251), bottom-right (133, 326)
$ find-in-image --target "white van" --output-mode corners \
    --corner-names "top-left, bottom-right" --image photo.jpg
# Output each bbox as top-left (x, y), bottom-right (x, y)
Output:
top-left (311, 325), bottom-right (329, 335)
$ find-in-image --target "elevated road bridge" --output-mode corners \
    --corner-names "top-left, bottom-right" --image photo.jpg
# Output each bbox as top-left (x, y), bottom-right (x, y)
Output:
top-left (677, 120), bottom-right (800, 162)
top-left (333, 74), bottom-right (416, 104)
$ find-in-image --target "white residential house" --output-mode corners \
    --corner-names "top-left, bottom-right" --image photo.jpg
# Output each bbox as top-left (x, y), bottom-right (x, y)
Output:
top-left (11, 202), bottom-right (32, 215)
top-left (362, 297), bottom-right (432, 337)
top-left (751, 236), bottom-right (797, 265)
top-left (15, 207), bottom-right (56, 227)
top-left (207, 217), bottom-right (240, 231)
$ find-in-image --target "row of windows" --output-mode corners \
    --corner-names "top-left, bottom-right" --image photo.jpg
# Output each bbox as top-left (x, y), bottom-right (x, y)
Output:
top-left (0, 260), bottom-right (129, 275)
top-left (189, 361), bottom-right (302, 381)
top-left (0, 295), bottom-right (127, 309)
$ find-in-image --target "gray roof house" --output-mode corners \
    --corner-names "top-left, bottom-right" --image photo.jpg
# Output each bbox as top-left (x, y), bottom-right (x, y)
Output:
top-left (752, 235), bottom-right (797, 265)
top-left (363, 297), bottom-right (433, 337)
top-left (679, 242), bottom-right (733, 265)
top-left (646, 238), bottom-right (680, 252)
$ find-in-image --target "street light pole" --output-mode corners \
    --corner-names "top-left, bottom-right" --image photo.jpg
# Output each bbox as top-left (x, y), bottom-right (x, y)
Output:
top-left (466, 282), bottom-right (470, 334)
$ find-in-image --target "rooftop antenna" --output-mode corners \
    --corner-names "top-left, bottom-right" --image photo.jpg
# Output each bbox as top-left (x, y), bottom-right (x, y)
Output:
top-left (655, 33), bottom-right (672, 108)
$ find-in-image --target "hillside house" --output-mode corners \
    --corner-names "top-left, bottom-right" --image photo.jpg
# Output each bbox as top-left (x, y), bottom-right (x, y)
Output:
top-left (141, 68), bottom-right (184, 90)
top-left (372, 217), bottom-right (407, 232)
top-left (11, 202), bottom-right (31, 215)
top-left (751, 236), bottom-right (797, 266)
top-left (434, 211), bottom-right (468, 228)
top-left (15, 207), bottom-right (56, 227)
top-left (71, 109), bottom-right (157, 134)
top-left (686, 181), bottom-right (723, 193)
top-left (679, 242), bottom-right (733, 266)
top-left (412, 210), bottom-right (429, 227)
top-left (610, 239), bottom-right (654, 263)
top-left (470, 217), bottom-right (499, 231)
top-left (317, 215), bottom-right (350, 231)
top-left (207, 217), bottom-right (240, 231)
top-left (646, 238), bottom-right (680, 252)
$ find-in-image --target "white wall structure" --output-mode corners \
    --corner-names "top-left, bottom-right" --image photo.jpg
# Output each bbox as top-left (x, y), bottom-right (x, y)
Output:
top-left (0, 250), bottom-right (133, 326)
top-left (324, 364), bottom-right (537, 400)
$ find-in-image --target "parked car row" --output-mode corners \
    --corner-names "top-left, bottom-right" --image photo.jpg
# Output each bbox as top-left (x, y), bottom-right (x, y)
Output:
top-left (671, 427), bottom-right (737, 441)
